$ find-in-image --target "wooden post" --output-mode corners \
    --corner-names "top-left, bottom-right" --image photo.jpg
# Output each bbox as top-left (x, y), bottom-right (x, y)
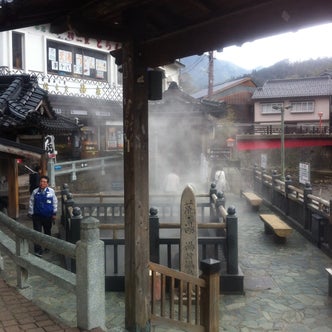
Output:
top-left (285, 175), bottom-right (292, 216)
top-left (226, 206), bottom-right (238, 274)
top-left (200, 258), bottom-right (220, 332)
top-left (149, 207), bottom-right (160, 263)
top-left (7, 157), bottom-right (19, 219)
top-left (122, 37), bottom-right (150, 330)
top-left (303, 182), bottom-right (312, 230)
top-left (271, 170), bottom-right (278, 205)
top-left (180, 185), bottom-right (198, 277)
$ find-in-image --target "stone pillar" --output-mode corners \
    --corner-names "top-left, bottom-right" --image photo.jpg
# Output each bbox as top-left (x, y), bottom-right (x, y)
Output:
top-left (76, 217), bottom-right (105, 331)
top-left (180, 185), bottom-right (198, 277)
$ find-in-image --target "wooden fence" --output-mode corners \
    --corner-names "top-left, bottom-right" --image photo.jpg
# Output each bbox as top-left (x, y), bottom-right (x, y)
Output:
top-left (61, 183), bottom-right (242, 294)
top-left (61, 183), bottom-right (235, 331)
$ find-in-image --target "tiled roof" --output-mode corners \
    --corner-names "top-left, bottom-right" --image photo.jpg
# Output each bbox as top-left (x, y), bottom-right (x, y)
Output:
top-left (149, 82), bottom-right (201, 112)
top-left (191, 77), bottom-right (254, 99)
top-left (252, 76), bottom-right (332, 99)
top-left (0, 75), bottom-right (79, 134)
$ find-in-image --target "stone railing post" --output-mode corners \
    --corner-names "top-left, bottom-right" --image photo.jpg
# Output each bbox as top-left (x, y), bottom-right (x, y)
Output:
top-left (226, 206), bottom-right (238, 274)
top-left (64, 193), bottom-right (75, 241)
top-left (149, 207), bottom-right (160, 263)
top-left (69, 207), bottom-right (83, 273)
top-left (16, 234), bottom-right (30, 295)
top-left (69, 207), bottom-right (83, 244)
top-left (76, 217), bottom-right (105, 331)
top-left (200, 258), bottom-right (221, 332)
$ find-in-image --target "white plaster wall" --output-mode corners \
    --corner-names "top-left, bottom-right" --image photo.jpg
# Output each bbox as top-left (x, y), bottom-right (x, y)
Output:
top-left (254, 98), bottom-right (330, 123)
top-left (0, 31), bottom-right (11, 67)
top-left (0, 25), bottom-right (180, 89)
top-left (25, 32), bottom-right (44, 72)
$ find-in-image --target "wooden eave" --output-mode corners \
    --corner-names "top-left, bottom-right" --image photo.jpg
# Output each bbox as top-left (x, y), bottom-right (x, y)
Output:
top-left (0, 137), bottom-right (44, 160)
top-left (0, 0), bottom-right (331, 67)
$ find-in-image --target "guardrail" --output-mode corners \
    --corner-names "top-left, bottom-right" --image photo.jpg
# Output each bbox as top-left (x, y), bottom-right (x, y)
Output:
top-left (0, 211), bottom-right (105, 331)
top-left (253, 166), bottom-right (332, 257)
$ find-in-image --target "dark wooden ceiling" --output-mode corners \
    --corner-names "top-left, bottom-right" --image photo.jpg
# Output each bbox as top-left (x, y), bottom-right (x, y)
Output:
top-left (1, 0), bottom-right (332, 67)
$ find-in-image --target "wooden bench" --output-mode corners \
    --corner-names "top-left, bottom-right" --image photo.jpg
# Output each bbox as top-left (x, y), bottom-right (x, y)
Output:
top-left (259, 214), bottom-right (293, 242)
top-left (241, 191), bottom-right (263, 210)
top-left (326, 268), bottom-right (332, 296)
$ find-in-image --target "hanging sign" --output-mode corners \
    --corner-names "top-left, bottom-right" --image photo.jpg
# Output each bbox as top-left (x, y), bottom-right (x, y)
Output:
top-left (299, 162), bottom-right (310, 185)
top-left (44, 135), bottom-right (57, 158)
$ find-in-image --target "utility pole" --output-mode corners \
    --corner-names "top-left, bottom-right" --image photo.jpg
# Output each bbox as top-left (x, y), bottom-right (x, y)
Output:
top-left (208, 50), bottom-right (214, 98)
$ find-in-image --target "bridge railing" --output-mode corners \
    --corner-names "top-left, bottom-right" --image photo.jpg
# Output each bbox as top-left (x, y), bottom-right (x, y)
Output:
top-left (48, 154), bottom-right (123, 188)
top-left (0, 211), bottom-right (105, 331)
top-left (253, 166), bottom-right (332, 257)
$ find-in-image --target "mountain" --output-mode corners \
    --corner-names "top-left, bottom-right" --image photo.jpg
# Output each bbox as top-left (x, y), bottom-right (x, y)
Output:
top-left (179, 54), bottom-right (248, 94)
top-left (250, 58), bottom-right (332, 86)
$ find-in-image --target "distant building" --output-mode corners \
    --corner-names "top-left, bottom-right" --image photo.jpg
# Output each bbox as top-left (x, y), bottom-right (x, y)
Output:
top-left (252, 75), bottom-right (332, 132)
top-left (0, 25), bottom-right (184, 159)
top-left (191, 77), bottom-right (257, 123)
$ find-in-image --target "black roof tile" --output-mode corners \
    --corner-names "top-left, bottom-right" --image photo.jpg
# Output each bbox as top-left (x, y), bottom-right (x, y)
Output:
top-left (0, 75), bottom-right (79, 135)
top-left (252, 76), bottom-right (332, 100)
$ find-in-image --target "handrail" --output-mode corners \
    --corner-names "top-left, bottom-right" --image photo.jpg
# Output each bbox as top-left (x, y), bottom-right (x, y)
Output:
top-left (48, 154), bottom-right (123, 187)
top-left (0, 211), bottom-right (106, 330)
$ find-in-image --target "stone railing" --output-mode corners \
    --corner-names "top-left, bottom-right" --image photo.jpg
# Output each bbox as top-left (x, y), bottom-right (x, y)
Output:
top-left (0, 211), bottom-right (105, 331)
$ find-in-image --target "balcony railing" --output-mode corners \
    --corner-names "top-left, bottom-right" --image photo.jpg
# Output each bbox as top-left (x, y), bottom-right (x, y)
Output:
top-left (236, 123), bottom-right (331, 135)
top-left (0, 66), bottom-right (123, 102)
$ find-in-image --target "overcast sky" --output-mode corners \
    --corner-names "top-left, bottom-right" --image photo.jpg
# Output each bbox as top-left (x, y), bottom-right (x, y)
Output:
top-left (215, 22), bottom-right (332, 70)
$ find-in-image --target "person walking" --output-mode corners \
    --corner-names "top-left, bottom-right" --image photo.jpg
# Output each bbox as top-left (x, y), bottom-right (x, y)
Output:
top-left (164, 170), bottom-right (180, 194)
top-left (215, 168), bottom-right (228, 193)
top-left (28, 175), bottom-right (57, 257)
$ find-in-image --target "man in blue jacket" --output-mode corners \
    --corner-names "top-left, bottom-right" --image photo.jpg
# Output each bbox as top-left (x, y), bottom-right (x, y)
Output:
top-left (28, 175), bottom-right (57, 257)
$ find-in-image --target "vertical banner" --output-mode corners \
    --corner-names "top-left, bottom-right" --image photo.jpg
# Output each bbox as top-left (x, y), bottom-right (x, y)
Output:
top-left (261, 153), bottom-right (267, 169)
top-left (299, 162), bottom-right (310, 185)
top-left (44, 135), bottom-right (57, 158)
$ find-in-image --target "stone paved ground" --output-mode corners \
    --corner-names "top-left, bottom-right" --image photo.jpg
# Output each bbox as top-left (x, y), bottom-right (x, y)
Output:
top-left (1, 193), bottom-right (332, 331)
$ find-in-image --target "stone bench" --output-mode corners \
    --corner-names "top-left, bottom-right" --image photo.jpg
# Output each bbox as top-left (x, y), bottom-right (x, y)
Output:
top-left (326, 268), bottom-right (332, 296)
top-left (259, 214), bottom-right (293, 242)
top-left (241, 191), bottom-right (263, 210)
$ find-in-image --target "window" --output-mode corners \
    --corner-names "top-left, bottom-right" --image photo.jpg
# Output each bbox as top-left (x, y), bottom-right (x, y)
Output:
top-left (261, 103), bottom-right (283, 114)
top-left (290, 101), bottom-right (314, 113)
top-left (47, 40), bottom-right (108, 81)
top-left (12, 32), bottom-right (24, 69)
